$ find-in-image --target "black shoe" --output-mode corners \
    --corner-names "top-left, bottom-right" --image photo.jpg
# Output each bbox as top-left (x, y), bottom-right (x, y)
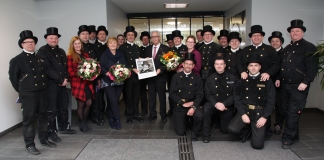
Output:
top-left (167, 109), bottom-right (173, 116)
top-left (126, 117), bottom-right (133, 124)
top-left (133, 116), bottom-right (144, 122)
top-left (60, 128), bottom-right (77, 134)
top-left (41, 141), bottom-right (57, 148)
top-left (99, 118), bottom-right (105, 123)
top-left (26, 146), bottom-right (41, 155)
top-left (161, 115), bottom-right (168, 122)
top-left (202, 136), bottom-right (210, 143)
top-left (281, 142), bottom-right (291, 149)
top-left (139, 112), bottom-right (148, 116)
top-left (191, 132), bottom-right (198, 142)
top-left (115, 119), bottom-right (121, 130)
top-left (274, 125), bottom-right (282, 135)
top-left (92, 119), bottom-right (104, 126)
top-left (212, 124), bottom-right (219, 130)
top-left (109, 118), bottom-right (116, 129)
top-left (146, 115), bottom-right (157, 121)
top-left (48, 131), bottom-right (61, 143)
top-left (239, 130), bottom-right (252, 143)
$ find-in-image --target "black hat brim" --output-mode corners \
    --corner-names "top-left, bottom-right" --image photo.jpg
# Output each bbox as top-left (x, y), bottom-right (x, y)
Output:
top-left (201, 30), bottom-right (215, 36)
top-left (172, 35), bottom-right (184, 40)
top-left (18, 36), bottom-right (38, 49)
top-left (44, 34), bottom-right (61, 39)
top-left (183, 58), bottom-right (196, 64)
top-left (268, 36), bottom-right (284, 44)
top-left (96, 30), bottom-right (108, 36)
top-left (140, 35), bottom-right (150, 40)
top-left (246, 61), bottom-right (262, 66)
top-left (287, 26), bottom-right (306, 33)
top-left (217, 35), bottom-right (228, 40)
top-left (78, 30), bottom-right (90, 36)
top-left (228, 37), bottom-right (242, 43)
top-left (248, 31), bottom-right (265, 38)
top-left (124, 31), bottom-right (138, 38)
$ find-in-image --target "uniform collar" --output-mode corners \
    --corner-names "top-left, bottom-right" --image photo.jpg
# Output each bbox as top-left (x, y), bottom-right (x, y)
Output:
top-left (276, 47), bottom-right (282, 52)
top-left (142, 44), bottom-right (149, 47)
top-left (98, 40), bottom-right (106, 45)
top-left (231, 48), bottom-right (239, 52)
top-left (175, 44), bottom-right (182, 49)
top-left (127, 41), bottom-right (134, 46)
top-left (183, 71), bottom-right (192, 77)
top-left (249, 72), bottom-right (260, 79)
top-left (204, 40), bottom-right (213, 45)
top-left (252, 43), bottom-right (262, 49)
top-left (23, 49), bottom-right (35, 54)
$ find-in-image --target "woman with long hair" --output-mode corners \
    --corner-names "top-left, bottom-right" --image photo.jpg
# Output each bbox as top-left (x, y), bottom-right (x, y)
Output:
top-left (100, 37), bottom-right (126, 130)
top-left (67, 36), bottom-right (94, 133)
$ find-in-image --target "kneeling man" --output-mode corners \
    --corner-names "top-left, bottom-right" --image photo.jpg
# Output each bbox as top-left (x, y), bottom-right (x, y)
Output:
top-left (227, 54), bottom-right (275, 149)
top-left (170, 52), bottom-right (204, 141)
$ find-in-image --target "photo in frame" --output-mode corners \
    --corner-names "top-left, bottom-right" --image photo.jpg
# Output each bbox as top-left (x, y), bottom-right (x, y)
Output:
top-left (136, 58), bottom-right (157, 80)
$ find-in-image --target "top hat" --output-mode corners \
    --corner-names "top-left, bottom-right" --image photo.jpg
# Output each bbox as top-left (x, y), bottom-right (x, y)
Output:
top-left (268, 31), bottom-right (284, 44)
top-left (88, 25), bottom-right (96, 33)
top-left (287, 19), bottom-right (306, 32)
top-left (172, 30), bottom-right (183, 39)
top-left (142, 61), bottom-right (150, 67)
top-left (165, 34), bottom-right (173, 42)
top-left (201, 25), bottom-right (216, 36)
top-left (140, 31), bottom-right (150, 40)
top-left (44, 27), bottom-right (61, 39)
top-left (18, 30), bottom-right (38, 49)
top-left (246, 53), bottom-right (262, 66)
top-left (248, 25), bottom-right (265, 37)
top-left (124, 26), bottom-right (137, 38)
top-left (227, 32), bottom-right (242, 43)
top-left (77, 25), bottom-right (90, 35)
top-left (213, 55), bottom-right (226, 64)
top-left (183, 52), bottom-right (196, 64)
top-left (217, 30), bottom-right (229, 40)
top-left (96, 26), bottom-right (108, 35)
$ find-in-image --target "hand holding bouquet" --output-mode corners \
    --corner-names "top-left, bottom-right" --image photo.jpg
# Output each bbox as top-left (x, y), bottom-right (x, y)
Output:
top-left (77, 58), bottom-right (101, 81)
top-left (107, 64), bottom-right (131, 83)
top-left (160, 51), bottom-right (182, 71)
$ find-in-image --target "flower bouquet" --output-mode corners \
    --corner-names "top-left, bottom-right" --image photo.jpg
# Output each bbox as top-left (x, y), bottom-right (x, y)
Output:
top-left (77, 58), bottom-right (101, 81)
top-left (160, 51), bottom-right (182, 71)
top-left (107, 64), bottom-right (131, 83)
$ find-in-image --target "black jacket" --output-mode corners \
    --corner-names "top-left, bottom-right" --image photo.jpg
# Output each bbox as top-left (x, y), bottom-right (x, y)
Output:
top-left (37, 44), bottom-right (68, 84)
top-left (93, 41), bottom-right (107, 62)
top-left (224, 48), bottom-right (241, 79)
top-left (198, 42), bottom-right (223, 79)
top-left (280, 39), bottom-right (318, 84)
top-left (9, 52), bottom-right (47, 92)
top-left (83, 42), bottom-right (97, 59)
top-left (171, 44), bottom-right (188, 58)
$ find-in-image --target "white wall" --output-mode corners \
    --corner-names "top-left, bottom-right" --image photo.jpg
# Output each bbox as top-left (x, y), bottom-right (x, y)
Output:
top-left (0, 0), bottom-right (39, 133)
top-left (106, 0), bottom-right (128, 38)
top-left (225, 0), bottom-right (252, 46)
top-left (251, 0), bottom-right (324, 109)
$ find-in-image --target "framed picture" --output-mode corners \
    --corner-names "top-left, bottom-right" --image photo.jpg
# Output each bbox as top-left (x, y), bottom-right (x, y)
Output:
top-left (136, 58), bottom-right (157, 79)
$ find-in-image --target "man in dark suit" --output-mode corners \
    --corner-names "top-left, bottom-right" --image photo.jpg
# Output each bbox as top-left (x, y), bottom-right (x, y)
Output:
top-left (37, 27), bottom-right (76, 144)
top-left (144, 30), bottom-right (170, 122)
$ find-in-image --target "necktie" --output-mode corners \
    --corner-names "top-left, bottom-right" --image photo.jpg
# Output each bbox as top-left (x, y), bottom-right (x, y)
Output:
top-left (153, 47), bottom-right (157, 59)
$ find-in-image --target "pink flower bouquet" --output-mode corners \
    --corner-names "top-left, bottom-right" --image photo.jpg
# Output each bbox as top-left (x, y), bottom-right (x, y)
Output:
top-left (77, 58), bottom-right (101, 81)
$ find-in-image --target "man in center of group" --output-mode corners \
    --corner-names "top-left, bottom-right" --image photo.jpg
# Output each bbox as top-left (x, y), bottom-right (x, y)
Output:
top-left (119, 26), bottom-right (144, 123)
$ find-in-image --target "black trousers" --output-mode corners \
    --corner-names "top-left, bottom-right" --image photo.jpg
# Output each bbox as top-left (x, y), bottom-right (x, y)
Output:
top-left (47, 84), bottom-right (69, 131)
top-left (173, 106), bottom-right (203, 136)
top-left (19, 90), bottom-right (48, 147)
top-left (140, 79), bottom-right (148, 113)
top-left (148, 81), bottom-right (166, 116)
top-left (274, 87), bottom-right (284, 128)
top-left (167, 71), bottom-right (176, 112)
top-left (103, 85), bottom-right (123, 120)
top-left (281, 83), bottom-right (309, 144)
top-left (228, 110), bottom-right (266, 149)
top-left (203, 102), bottom-right (234, 136)
top-left (125, 76), bottom-right (141, 117)
top-left (91, 86), bottom-right (106, 120)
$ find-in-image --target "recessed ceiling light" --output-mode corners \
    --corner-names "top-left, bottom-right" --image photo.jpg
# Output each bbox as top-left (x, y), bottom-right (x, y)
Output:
top-left (164, 3), bottom-right (188, 8)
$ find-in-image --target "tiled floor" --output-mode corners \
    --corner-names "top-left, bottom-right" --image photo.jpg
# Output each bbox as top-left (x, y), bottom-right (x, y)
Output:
top-left (0, 99), bottom-right (323, 160)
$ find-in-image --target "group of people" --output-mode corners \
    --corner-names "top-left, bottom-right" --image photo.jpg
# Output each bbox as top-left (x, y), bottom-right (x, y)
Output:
top-left (8, 18), bottom-right (317, 155)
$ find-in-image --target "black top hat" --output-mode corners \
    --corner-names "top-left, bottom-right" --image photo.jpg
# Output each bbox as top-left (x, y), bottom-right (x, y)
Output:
top-left (246, 53), bottom-right (262, 66)
top-left (268, 31), bottom-right (284, 44)
top-left (201, 25), bottom-right (215, 36)
top-left (124, 26), bottom-right (137, 38)
top-left (142, 61), bottom-right (150, 67)
top-left (217, 30), bottom-right (229, 40)
top-left (227, 32), bottom-right (242, 43)
top-left (140, 31), bottom-right (150, 40)
top-left (183, 52), bottom-right (196, 64)
top-left (287, 19), bottom-right (306, 32)
top-left (172, 30), bottom-right (183, 39)
top-left (18, 30), bottom-right (38, 49)
top-left (44, 27), bottom-right (61, 39)
top-left (78, 25), bottom-right (90, 35)
top-left (213, 55), bottom-right (226, 64)
top-left (165, 34), bottom-right (173, 42)
top-left (96, 26), bottom-right (108, 35)
top-left (88, 25), bottom-right (96, 33)
top-left (248, 25), bottom-right (265, 37)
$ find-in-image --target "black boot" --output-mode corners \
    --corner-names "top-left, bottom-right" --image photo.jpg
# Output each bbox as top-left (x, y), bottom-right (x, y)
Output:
top-left (79, 120), bottom-right (91, 133)
top-left (109, 118), bottom-right (116, 129)
top-left (115, 119), bottom-right (121, 130)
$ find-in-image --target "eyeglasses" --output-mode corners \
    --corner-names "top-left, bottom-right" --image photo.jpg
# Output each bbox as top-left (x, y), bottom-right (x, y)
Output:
top-left (22, 41), bottom-right (35, 44)
top-left (204, 34), bottom-right (213, 36)
top-left (151, 36), bottom-right (160, 39)
top-left (186, 41), bottom-right (195, 44)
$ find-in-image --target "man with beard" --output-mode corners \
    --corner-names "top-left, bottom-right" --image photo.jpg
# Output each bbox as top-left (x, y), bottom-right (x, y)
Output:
top-left (88, 25), bottom-right (97, 44)
top-left (217, 29), bottom-right (230, 50)
top-left (165, 34), bottom-right (175, 48)
top-left (170, 52), bottom-right (204, 139)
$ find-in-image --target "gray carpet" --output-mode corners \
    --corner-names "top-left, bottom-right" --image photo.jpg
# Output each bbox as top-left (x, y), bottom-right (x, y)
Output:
top-left (192, 141), bottom-right (301, 160)
top-left (76, 139), bottom-right (179, 160)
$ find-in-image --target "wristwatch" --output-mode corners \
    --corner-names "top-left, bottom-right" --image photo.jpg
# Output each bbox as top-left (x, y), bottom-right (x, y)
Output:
top-left (192, 106), bottom-right (196, 110)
